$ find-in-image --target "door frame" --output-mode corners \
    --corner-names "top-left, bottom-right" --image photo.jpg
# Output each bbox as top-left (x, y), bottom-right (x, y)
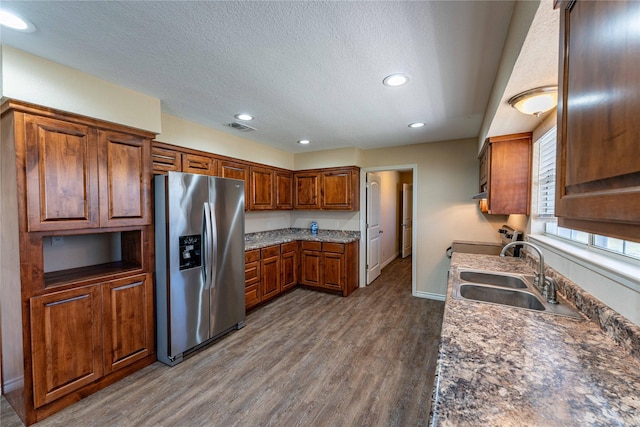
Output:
top-left (359, 164), bottom-right (417, 296)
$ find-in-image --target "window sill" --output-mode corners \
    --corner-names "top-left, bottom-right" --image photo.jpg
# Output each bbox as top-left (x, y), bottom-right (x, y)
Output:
top-left (528, 234), bottom-right (640, 294)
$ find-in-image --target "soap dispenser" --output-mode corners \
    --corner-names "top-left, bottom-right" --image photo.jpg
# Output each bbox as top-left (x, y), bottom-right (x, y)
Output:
top-left (310, 221), bottom-right (318, 235)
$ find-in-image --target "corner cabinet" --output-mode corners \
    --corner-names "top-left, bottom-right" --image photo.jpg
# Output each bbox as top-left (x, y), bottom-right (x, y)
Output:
top-left (300, 241), bottom-right (359, 297)
top-left (1, 100), bottom-right (156, 426)
top-left (555, 0), bottom-right (640, 242)
top-left (479, 133), bottom-right (532, 215)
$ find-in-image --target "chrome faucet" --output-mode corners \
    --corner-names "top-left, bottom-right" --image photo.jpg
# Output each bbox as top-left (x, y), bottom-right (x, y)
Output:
top-left (500, 241), bottom-right (558, 304)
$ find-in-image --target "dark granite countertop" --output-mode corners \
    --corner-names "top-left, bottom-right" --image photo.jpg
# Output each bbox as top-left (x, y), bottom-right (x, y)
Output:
top-left (430, 253), bottom-right (640, 426)
top-left (245, 228), bottom-right (360, 250)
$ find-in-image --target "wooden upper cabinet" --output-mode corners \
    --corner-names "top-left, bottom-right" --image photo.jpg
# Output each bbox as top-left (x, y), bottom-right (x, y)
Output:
top-left (275, 170), bottom-right (293, 210)
top-left (294, 172), bottom-right (321, 209)
top-left (556, 0), bottom-right (640, 241)
top-left (480, 133), bottom-right (532, 215)
top-left (152, 145), bottom-right (182, 175)
top-left (98, 130), bottom-right (152, 227)
top-left (30, 285), bottom-right (104, 408)
top-left (182, 153), bottom-right (217, 176)
top-left (250, 166), bottom-right (275, 210)
top-left (24, 115), bottom-right (99, 231)
top-left (321, 167), bottom-right (360, 211)
top-left (219, 160), bottom-right (249, 209)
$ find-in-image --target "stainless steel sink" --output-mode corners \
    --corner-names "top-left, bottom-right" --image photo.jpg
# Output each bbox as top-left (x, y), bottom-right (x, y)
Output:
top-left (458, 284), bottom-right (545, 311)
top-left (459, 270), bottom-right (528, 289)
top-left (453, 269), bottom-right (583, 319)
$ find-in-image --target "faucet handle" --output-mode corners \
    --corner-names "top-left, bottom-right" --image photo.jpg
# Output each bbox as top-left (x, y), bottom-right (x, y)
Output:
top-left (543, 277), bottom-right (559, 304)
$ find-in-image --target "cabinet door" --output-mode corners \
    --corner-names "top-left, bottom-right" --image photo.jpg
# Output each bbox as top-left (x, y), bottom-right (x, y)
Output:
top-left (281, 242), bottom-right (298, 291)
top-left (321, 168), bottom-right (359, 210)
top-left (322, 252), bottom-right (345, 291)
top-left (30, 285), bottom-right (103, 408)
top-left (275, 171), bottom-right (293, 210)
top-left (98, 130), bottom-right (151, 227)
top-left (245, 252), bottom-right (261, 310)
top-left (152, 146), bottom-right (182, 175)
top-left (261, 246), bottom-right (281, 301)
top-left (219, 160), bottom-right (249, 209)
top-left (485, 134), bottom-right (531, 215)
top-left (250, 167), bottom-right (275, 210)
top-left (556, 0), bottom-right (640, 241)
top-left (102, 274), bottom-right (154, 374)
top-left (24, 115), bottom-right (99, 231)
top-left (182, 153), bottom-right (217, 176)
top-left (300, 249), bottom-right (321, 286)
top-left (294, 172), bottom-right (320, 209)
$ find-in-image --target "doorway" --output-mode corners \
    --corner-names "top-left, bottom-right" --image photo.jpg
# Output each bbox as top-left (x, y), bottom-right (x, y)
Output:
top-left (361, 165), bottom-right (416, 294)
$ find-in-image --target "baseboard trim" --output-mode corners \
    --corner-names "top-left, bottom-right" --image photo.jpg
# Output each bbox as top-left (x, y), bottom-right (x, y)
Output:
top-left (381, 252), bottom-right (400, 270)
top-left (415, 291), bottom-right (446, 301)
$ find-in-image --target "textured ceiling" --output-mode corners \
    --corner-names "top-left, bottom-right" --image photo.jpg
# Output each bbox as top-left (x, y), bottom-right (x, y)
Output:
top-left (1, 1), bottom-right (517, 153)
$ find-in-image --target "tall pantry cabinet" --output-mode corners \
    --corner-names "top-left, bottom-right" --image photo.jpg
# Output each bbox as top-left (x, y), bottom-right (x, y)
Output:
top-left (0, 100), bottom-right (156, 425)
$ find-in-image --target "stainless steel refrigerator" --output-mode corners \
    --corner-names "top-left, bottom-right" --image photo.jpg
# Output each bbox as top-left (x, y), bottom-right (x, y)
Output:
top-left (154, 171), bottom-right (245, 366)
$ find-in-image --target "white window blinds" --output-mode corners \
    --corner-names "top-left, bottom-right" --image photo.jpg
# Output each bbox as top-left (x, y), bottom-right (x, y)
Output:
top-left (537, 127), bottom-right (557, 218)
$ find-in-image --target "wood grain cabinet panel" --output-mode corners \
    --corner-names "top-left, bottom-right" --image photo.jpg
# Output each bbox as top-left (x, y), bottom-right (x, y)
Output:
top-left (244, 250), bottom-right (261, 310)
top-left (24, 115), bottom-right (99, 231)
top-left (250, 167), bottom-right (275, 210)
top-left (281, 242), bottom-right (298, 292)
top-left (322, 251), bottom-right (345, 291)
top-left (294, 172), bottom-right (321, 209)
top-left (102, 273), bottom-right (154, 374)
top-left (300, 242), bottom-right (322, 286)
top-left (556, 0), bottom-right (640, 241)
top-left (321, 168), bottom-right (359, 211)
top-left (219, 160), bottom-right (249, 209)
top-left (479, 133), bottom-right (532, 215)
top-left (182, 153), bottom-right (217, 176)
top-left (98, 130), bottom-right (151, 227)
top-left (30, 285), bottom-right (103, 408)
top-left (261, 246), bottom-right (281, 302)
top-left (275, 171), bottom-right (293, 210)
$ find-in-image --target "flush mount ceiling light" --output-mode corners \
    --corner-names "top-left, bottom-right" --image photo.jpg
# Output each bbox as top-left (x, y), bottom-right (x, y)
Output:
top-left (0, 9), bottom-right (36, 32)
top-left (408, 122), bottom-right (425, 128)
top-left (383, 73), bottom-right (409, 87)
top-left (234, 113), bottom-right (253, 121)
top-left (508, 86), bottom-right (558, 117)
top-left (297, 139), bottom-right (310, 145)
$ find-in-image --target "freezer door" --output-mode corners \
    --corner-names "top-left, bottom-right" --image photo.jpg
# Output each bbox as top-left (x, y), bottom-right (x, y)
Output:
top-left (208, 177), bottom-right (246, 338)
top-left (167, 172), bottom-right (210, 357)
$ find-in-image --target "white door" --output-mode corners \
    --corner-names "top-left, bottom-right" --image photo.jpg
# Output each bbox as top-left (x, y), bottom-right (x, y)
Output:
top-left (402, 183), bottom-right (413, 258)
top-left (366, 173), bottom-right (381, 284)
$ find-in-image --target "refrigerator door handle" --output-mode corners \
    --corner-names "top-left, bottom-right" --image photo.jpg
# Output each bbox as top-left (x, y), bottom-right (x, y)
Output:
top-left (203, 202), bottom-right (214, 290)
top-left (209, 202), bottom-right (218, 292)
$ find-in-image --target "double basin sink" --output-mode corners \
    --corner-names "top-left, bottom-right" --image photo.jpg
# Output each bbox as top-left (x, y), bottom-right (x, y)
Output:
top-left (452, 269), bottom-right (583, 319)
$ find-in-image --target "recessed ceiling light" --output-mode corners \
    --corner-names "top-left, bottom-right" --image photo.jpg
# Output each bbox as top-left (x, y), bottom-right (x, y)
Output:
top-left (408, 122), bottom-right (425, 128)
top-left (383, 73), bottom-right (409, 87)
top-left (297, 140), bottom-right (311, 145)
top-left (0, 9), bottom-right (36, 32)
top-left (234, 113), bottom-right (253, 121)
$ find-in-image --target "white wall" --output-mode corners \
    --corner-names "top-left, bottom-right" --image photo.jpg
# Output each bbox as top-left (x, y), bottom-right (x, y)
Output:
top-left (362, 139), bottom-right (507, 298)
top-left (376, 171), bottom-right (401, 267)
top-left (1, 46), bottom-right (161, 133)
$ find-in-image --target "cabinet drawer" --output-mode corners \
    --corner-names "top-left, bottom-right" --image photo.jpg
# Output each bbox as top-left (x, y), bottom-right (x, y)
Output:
top-left (301, 241), bottom-right (321, 251)
top-left (245, 284), bottom-right (261, 310)
top-left (245, 261), bottom-right (260, 286)
top-left (261, 245), bottom-right (281, 258)
top-left (281, 241), bottom-right (298, 253)
top-left (245, 249), bottom-right (260, 263)
top-left (322, 242), bottom-right (344, 253)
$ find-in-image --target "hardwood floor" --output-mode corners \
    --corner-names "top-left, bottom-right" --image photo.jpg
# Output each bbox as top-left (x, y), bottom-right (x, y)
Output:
top-left (1, 256), bottom-right (444, 426)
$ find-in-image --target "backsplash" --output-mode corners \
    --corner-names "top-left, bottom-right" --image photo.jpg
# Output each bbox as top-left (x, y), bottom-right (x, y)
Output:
top-left (523, 252), bottom-right (640, 361)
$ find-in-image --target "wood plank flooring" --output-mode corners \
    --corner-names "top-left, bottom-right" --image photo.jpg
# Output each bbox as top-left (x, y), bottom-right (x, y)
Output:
top-left (1, 256), bottom-right (444, 426)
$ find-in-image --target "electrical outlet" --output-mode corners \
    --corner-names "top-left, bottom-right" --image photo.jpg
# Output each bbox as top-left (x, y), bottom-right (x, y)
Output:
top-left (51, 236), bottom-right (64, 246)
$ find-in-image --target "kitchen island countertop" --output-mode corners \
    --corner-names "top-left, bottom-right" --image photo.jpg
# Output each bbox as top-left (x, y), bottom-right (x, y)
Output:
top-left (245, 228), bottom-right (360, 251)
top-left (430, 253), bottom-right (640, 426)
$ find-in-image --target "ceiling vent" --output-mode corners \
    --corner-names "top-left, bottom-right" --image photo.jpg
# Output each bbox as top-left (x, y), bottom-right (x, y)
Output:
top-left (226, 121), bottom-right (256, 132)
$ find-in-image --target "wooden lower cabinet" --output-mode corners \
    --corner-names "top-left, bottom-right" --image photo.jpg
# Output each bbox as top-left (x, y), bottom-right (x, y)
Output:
top-left (300, 241), bottom-right (322, 286)
top-left (29, 273), bottom-right (154, 411)
top-left (299, 241), bottom-right (359, 297)
top-left (30, 285), bottom-right (104, 408)
top-left (281, 242), bottom-right (298, 291)
top-left (261, 246), bottom-right (281, 302)
top-left (244, 249), bottom-right (261, 310)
